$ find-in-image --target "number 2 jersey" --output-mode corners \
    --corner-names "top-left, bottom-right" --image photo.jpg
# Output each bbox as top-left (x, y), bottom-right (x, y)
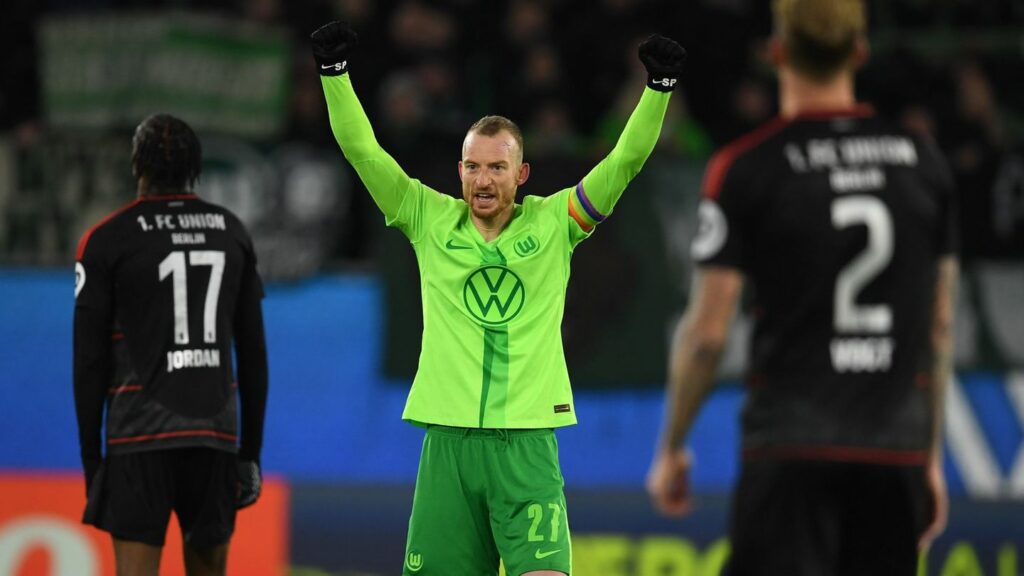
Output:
top-left (74, 194), bottom-right (268, 464)
top-left (694, 106), bottom-right (957, 463)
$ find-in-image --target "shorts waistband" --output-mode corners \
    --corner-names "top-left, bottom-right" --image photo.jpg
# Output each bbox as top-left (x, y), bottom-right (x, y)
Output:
top-left (426, 425), bottom-right (553, 438)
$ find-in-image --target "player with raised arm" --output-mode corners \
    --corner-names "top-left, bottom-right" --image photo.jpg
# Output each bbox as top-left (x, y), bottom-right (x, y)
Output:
top-left (74, 114), bottom-right (268, 576)
top-left (647, 0), bottom-right (958, 574)
top-left (312, 21), bottom-right (684, 576)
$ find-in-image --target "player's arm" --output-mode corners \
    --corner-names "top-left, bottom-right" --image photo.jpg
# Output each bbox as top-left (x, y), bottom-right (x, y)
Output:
top-left (233, 239), bottom-right (268, 509)
top-left (73, 238), bottom-right (113, 496)
top-left (312, 21), bottom-right (415, 222)
top-left (646, 267), bottom-right (742, 516)
top-left (569, 35), bottom-right (685, 232)
top-left (919, 255), bottom-right (958, 549)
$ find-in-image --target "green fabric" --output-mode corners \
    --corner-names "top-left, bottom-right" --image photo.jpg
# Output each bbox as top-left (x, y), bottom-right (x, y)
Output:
top-left (403, 426), bottom-right (571, 576)
top-left (575, 87), bottom-right (671, 219)
top-left (321, 74), bottom-right (669, 429)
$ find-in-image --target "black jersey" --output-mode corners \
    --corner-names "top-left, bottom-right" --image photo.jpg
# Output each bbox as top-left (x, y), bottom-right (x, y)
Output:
top-left (693, 106), bottom-right (957, 463)
top-left (74, 194), bottom-right (268, 465)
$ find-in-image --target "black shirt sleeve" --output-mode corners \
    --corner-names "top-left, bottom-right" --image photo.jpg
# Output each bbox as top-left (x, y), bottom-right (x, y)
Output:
top-left (691, 147), bottom-right (748, 269)
top-left (73, 230), bottom-right (114, 476)
top-left (234, 234), bottom-right (268, 463)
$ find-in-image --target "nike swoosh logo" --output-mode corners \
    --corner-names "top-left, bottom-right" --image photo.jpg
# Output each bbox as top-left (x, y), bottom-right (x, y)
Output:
top-left (534, 549), bottom-right (562, 559)
top-left (445, 239), bottom-right (471, 250)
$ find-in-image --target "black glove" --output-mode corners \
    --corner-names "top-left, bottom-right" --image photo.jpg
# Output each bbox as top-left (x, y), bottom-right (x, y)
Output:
top-left (237, 460), bottom-right (262, 509)
top-left (311, 21), bottom-right (358, 76)
top-left (638, 34), bottom-right (686, 92)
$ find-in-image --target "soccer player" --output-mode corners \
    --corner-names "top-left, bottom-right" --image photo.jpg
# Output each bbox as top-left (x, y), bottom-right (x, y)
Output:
top-left (74, 114), bottom-right (268, 576)
top-left (646, 0), bottom-right (958, 574)
top-left (311, 21), bottom-right (684, 576)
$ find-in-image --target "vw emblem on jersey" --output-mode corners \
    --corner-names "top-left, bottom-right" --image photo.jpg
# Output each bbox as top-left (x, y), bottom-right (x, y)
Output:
top-left (691, 200), bottom-right (728, 261)
top-left (514, 234), bottom-right (540, 257)
top-left (75, 262), bottom-right (86, 299)
top-left (406, 550), bottom-right (424, 572)
top-left (463, 265), bottom-right (526, 325)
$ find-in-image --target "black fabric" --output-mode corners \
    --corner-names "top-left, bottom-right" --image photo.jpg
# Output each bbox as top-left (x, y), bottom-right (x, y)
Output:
top-left (84, 448), bottom-right (239, 548)
top-left (695, 111), bottom-right (958, 456)
top-left (638, 34), bottom-right (686, 92)
top-left (311, 20), bottom-right (358, 76)
top-left (74, 195), bottom-right (268, 471)
top-left (726, 459), bottom-right (930, 576)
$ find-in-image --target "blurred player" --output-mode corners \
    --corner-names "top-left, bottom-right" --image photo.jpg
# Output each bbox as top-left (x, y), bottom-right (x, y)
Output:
top-left (646, 0), bottom-right (958, 574)
top-left (74, 114), bottom-right (268, 576)
top-left (311, 20), bottom-right (684, 576)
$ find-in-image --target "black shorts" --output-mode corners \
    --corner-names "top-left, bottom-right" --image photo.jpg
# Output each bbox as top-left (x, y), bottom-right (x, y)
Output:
top-left (726, 459), bottom-right (931, 576)
top-left (83, 447), bottom-right (238, 548)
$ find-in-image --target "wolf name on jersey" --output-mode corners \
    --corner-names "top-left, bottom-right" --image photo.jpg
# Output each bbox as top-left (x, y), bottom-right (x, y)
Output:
top-left (75, 195), bottom-right (265, 456)
top-left (694, 106), bottom-right (957, 460)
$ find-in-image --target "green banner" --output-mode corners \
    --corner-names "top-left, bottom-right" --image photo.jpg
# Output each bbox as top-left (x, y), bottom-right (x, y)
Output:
top-left (40, 13), bottom-right (290, 139)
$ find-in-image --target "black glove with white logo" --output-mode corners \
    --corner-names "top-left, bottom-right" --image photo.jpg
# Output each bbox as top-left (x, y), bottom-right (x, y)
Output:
top-left (638, 34), bottom-right (686, 92)
top-left (311, 21), bottom-right (358, 76)
top-left (237, 459), bottom-right (262, 509)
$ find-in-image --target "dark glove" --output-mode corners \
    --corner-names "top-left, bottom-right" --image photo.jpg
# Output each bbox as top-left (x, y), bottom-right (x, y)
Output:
top-left (311, 21), bottom-right (358, 76)
top-left (237, 459), bottom-right (262, 509)
top-left (638, 34), bottom-right (686, 92)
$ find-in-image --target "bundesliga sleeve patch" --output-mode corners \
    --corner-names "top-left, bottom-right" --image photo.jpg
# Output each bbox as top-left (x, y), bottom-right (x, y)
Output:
top-left (691, 200), bottom-right (728, 261)
top-left (75, 262), bottom-right (86, 298)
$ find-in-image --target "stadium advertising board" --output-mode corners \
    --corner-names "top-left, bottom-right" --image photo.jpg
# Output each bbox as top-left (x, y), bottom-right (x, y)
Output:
top-left (0, 474), bottom-right (288, 576)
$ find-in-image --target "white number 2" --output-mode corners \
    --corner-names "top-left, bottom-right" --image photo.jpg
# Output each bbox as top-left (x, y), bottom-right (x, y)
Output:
top-left (831, 196), bottom-right (893, 333)
top-left (158, 250), bottom-right (225, 345)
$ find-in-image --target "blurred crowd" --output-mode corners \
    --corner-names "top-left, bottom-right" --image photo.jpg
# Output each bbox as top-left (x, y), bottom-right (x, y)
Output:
top-left (1, 0), bottom-right (1023, 267)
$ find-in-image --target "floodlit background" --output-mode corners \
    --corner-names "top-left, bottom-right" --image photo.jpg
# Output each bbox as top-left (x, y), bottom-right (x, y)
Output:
top-left (1, 1), bottom-right (1023, 574)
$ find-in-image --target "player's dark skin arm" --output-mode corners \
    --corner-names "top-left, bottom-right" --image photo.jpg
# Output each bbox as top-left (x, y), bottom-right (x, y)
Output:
top-left (919, 256), bottom-right (958, 550)
top-left (647, 267), bottom-right (743, 516)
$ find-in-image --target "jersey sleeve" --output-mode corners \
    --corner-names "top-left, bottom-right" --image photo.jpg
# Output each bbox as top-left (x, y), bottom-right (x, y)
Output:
top-left (569, 87), bottom-right (671, 236)
top-left (233, 226), bottom-right (268, 463)
top-left (73, 227), bottom-right (115, 470)
top-left (919, 136), bottom-right (959, 257)
top-left (690, 147), bottom-right (748, 269)
top-left (321, 74), bottom-right (418, 225)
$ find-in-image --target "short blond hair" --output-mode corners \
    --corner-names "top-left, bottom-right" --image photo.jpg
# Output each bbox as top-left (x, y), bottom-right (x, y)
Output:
top-left (773, 0), bottom-right (866, 80)
top-left (466, 115), bottom-right (524, 163)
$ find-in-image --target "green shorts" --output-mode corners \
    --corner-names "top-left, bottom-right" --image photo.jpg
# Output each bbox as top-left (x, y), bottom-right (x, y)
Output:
top-left (403, 426), bottom-right (572, 576)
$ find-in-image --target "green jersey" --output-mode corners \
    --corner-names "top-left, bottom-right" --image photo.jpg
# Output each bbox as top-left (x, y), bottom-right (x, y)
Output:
top-left (322, 74), bottom-right (669, 428)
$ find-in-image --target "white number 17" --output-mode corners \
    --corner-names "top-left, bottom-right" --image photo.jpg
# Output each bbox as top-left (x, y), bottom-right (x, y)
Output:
top-left (158, 250), bottom-right (225, 345)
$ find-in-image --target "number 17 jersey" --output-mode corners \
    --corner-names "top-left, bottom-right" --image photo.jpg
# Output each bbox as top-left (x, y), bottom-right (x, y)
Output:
top-left (694, 106), bottom-right (958, 460)
top-left (75, 194), bottom-right (263, 456)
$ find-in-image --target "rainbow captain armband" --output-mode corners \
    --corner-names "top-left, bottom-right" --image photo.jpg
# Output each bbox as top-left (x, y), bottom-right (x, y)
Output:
top-left (568, 181), bottom-right (607, 232)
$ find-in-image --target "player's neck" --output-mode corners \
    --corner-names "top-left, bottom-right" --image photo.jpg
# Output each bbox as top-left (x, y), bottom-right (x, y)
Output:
top-left (779, 68), bottom-right (856, 119)
top-left (136, 180), bottom-right (189, 199)
top-left (471, 209), bottom-right (514, 242)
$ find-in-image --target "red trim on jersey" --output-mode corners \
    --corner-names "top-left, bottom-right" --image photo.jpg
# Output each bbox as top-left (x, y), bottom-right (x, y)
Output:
top-left (743, 445), bottom-right (928, 466)
top-left (108, 385), bottom-right (142, 394)
top-left (107, 430), bottom-right (237, 445)
top-left (75, 199), bottom-right (143, 260)
top-left (789, 103), bottom-right (875, 122)
top-left (702, 117), bottom-right (789, 200)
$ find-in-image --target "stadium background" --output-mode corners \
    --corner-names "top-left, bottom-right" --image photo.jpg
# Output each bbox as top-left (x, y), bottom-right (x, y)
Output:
top-left (1, 0), bottom-right (1023, 574)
